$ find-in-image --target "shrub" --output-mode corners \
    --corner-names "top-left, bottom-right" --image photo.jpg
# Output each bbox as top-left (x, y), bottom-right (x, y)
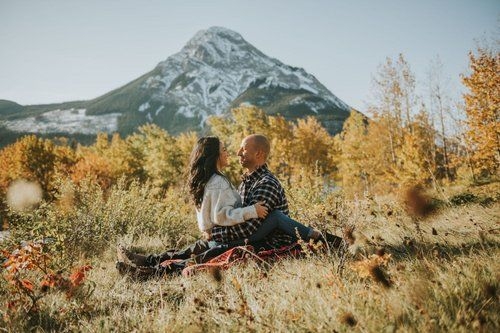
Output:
top-left (6, 177), bottom-right (197, 263)
top-left (0, 242), bottom-right (93, 331)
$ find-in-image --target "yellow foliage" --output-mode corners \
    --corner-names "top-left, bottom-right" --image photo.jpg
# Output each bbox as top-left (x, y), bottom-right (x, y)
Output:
top-left (0, 135), bottom-right (57, 197)
top-left (71, 150), bottom-right (114, 190)
top-left (462, 48), bottom-right (500, 177)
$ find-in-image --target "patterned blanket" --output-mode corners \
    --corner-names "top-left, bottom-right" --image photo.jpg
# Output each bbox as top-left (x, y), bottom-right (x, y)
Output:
top-left (158, 242), bottom-right (312, 277)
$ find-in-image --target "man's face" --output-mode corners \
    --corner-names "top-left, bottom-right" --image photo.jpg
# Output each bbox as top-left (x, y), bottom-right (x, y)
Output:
top-left (237, 138), bottom-right (259, 170)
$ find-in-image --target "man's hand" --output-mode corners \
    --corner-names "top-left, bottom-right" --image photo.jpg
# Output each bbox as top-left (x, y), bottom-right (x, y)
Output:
top-left (254, 201), bottom-right (268, 218)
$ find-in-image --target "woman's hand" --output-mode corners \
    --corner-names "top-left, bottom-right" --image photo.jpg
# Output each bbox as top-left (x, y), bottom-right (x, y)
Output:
top-left (254, 201), bottom-right (268, 218)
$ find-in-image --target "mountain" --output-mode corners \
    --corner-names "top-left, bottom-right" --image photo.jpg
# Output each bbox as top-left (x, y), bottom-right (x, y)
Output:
top-left (0, 26), bottom-right (353, 146)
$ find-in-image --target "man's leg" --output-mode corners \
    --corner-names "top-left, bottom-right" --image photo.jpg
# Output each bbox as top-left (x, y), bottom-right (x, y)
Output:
top-left (248, 211), bottom-right (344, 248)
top-left (147, 241), bottom-right (232, 267)
top-left (238, 210), bottom-right (314, 244)
top-left (192, 243), bottom-right (230, 263)
top-left (150, 239), bottom-right (211, 262)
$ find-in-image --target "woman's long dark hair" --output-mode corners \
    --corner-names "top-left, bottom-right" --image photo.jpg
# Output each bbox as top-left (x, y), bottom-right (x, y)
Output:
top-left (188, 136), bottom-right (222, 208)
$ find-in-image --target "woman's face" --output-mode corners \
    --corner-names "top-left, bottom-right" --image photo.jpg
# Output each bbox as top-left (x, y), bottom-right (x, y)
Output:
top-left (217, 141), bottom-right (229, 170)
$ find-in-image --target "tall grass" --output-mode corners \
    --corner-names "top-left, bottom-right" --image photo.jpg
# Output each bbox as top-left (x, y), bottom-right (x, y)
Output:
top-left (1, 179), bottom-right (498, 332)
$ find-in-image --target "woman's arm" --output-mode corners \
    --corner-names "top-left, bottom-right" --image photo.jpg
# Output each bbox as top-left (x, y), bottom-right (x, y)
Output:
top-left (203, 187), bottom-right (269, 227)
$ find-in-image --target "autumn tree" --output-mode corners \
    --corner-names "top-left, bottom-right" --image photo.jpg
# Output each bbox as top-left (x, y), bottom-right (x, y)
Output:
top-left (462, 47), bottom-right (500, 178)
top-left (208, 104), bottom-right (272, 148)
top-left (175, 131), bottom-right (199, 169)
top-left (363, 53), bottom-right (441, 190)
top-left (266, 115), bottom-right (294, 183)
top-left (208, 104), bottom-right (338, 185)
top-left (70, 149), bottom-right (115, 190)
top-left (208, 105), bottom-right (273, 182)
top-left (338, 110), bottom-right (370, 195)
top-left (71, 133), bottom-right (124, 189)
top-left (0, 135), bottom-right (57, 197)
top-left (51, 137), bottom-right (78, 179)
top-left (394, 110), bottom-right (437, 186)
top-left (291, 116), bottom-right (336, 176)
top-left (127, 124), bottom-right (184, 189)
top-left (360, 114), bottom-right (396, 191)
top-left (370, 54), bottom-right (418, 166)
top-left (426, 56), bottom-right (455, 181)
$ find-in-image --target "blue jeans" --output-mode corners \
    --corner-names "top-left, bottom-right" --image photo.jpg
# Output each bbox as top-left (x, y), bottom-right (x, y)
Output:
top-left (209, 210), bottom-right (313, 247)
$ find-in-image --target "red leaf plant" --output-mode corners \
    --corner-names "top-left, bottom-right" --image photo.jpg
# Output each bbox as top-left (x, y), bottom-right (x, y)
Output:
top-left (1, 241), bottom-right (93, 319)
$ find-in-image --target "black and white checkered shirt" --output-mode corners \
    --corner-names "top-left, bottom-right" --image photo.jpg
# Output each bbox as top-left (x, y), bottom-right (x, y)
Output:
top-left (210, 164), bottom-right (290, 243)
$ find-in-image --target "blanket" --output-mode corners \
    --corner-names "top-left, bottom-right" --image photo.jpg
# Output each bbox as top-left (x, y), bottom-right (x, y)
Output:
top-left (158, 242), bottom-right (313, 277)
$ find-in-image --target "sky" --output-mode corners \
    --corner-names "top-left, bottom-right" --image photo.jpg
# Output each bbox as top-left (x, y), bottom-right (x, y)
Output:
top-left (0, 0), bottom-right (498, 112)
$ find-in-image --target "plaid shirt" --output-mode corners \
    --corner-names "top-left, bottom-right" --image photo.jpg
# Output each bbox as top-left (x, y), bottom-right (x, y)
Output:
top-left (210, 164), bottom-right (290, 243)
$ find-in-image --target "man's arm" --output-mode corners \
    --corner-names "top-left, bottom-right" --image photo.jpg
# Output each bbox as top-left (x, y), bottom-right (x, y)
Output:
top-left (210, 176), bottom-right (283, 242)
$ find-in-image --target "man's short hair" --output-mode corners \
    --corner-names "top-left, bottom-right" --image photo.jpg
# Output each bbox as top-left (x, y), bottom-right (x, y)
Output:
top-left (248, 134), bottom-right (270, 159)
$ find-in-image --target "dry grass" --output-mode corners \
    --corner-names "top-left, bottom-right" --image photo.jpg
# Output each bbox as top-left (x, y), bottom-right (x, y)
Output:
top-left (1, 182), bottom-right (499, 332)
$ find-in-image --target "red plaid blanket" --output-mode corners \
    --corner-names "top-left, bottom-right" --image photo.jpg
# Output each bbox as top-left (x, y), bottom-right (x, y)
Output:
top-left (160, 242), bottom-right (308, 277)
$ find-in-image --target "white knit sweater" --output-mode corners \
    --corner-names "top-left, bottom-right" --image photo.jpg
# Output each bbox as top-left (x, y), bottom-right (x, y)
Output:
top-left (196, 174), bottom-right (257, 232)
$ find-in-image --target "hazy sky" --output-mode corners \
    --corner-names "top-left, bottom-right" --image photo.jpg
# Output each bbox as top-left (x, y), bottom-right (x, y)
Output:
top-left (0, 0), bottom-right (498, 111)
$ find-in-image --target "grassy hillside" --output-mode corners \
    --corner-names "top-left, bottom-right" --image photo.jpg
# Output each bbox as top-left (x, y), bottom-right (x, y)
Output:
top-left (0, 100), bottom-right (24, 116)
top-left (1, 180), bottom-right (498, 332)
top-left (85, 67), bottom-right (162, 117)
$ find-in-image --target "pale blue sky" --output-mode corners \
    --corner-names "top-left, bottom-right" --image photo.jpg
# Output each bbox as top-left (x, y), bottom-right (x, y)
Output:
top-left (0, 0), bottom-right (498, 111)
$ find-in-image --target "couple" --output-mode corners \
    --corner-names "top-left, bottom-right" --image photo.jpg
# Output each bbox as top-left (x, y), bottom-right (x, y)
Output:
top-left (117, 134), bottom-right (342, 277)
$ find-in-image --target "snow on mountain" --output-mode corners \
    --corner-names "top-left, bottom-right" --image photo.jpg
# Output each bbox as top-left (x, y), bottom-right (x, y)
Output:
top-left (141, 26), bottom-right (349, 123)
top-left (2, 109), bottom-right (120, 135)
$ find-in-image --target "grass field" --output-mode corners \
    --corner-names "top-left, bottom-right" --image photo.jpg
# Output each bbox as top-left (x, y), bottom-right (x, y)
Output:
top-left (1, 181), bottom-right (499, 332)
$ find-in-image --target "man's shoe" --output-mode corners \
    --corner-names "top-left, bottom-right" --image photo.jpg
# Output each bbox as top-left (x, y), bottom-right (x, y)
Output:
top-left (117, 244), bottom-right (150, 267)
top-left (319, 232), bottom-right (344, 249)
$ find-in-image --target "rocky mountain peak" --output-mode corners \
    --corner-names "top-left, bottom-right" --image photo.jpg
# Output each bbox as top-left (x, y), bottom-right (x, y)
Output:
top-left (180, 26), bottom-right (258, 65)
top-left (186, 26), bottom-right (245, 47)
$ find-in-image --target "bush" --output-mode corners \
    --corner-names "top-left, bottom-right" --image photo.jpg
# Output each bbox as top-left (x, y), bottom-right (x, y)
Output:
top-left (5, 177), bottom-right (197, 263)
top-left (0, 242), bottom-right (93, 331)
